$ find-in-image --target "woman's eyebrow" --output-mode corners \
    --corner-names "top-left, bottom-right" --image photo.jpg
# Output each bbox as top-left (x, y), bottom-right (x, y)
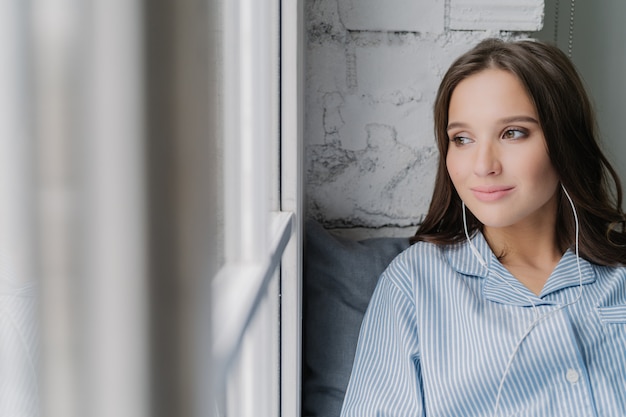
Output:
top-left (446, 115), bottom-right (539, 131)
top-left (499, 115), bottom-right (540, 125)
top-left (446, 121), bottom-right (468, 131)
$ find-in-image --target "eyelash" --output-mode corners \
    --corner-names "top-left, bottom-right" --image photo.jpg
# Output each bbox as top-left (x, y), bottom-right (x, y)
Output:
top-left (450, 136), bottom-right (472, 145)
top-left (501, 127), bottom-right (528, 140)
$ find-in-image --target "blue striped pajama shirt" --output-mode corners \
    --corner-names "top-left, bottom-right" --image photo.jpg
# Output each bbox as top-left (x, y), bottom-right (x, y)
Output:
top-left (0, 277), bottom-right (38, 416)
top-left (340, 232), bottom-right (626, 417)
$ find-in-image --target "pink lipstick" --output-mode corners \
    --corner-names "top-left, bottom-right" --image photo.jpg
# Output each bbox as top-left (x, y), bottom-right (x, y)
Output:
top-left (470, 186), bottom-right (514, 202)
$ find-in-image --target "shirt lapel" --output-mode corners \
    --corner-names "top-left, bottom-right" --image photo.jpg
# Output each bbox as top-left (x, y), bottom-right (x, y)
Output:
top-left (443, 231), bottom-right (490, 279)
top-left (444, 232), bottom-right (594, 307)
top-left (539, 250), bottom-right (596, 297)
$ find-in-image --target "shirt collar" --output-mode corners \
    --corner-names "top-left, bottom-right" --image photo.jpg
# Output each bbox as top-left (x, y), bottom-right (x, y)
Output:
top-left (539, 250), bottom-right (596, 297)
top-left (443, 231), bottom-right (491, 279)
top-left (444, 231), bottom-right (597, 307)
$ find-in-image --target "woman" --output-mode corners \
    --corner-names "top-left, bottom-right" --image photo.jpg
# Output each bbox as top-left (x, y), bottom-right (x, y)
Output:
top-left (340, 38), bottom-right (626, 417)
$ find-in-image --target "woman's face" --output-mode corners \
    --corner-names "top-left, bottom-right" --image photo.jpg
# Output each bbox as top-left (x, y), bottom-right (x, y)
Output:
top-left (445, 68), bottom-right (560, 230)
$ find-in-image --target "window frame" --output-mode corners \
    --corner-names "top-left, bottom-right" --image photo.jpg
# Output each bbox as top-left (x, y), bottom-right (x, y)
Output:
top-left (212, 0), bottom-right (303, 415)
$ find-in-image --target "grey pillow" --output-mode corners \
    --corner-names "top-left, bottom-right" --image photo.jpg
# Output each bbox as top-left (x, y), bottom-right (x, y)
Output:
top-left (303, 219), bottom-right (410, 417)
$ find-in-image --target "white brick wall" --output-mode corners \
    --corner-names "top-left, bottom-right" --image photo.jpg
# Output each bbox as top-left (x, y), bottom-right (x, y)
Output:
top-left (306, 0), bottom-right (544, 234)
top-left (337, 0), bottom-right (444, 32)
top-left (450, 0), bottom-right (544, 31)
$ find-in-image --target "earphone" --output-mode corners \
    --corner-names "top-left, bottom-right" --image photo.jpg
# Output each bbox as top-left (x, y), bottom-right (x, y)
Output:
top-left (461, 184), bottom-right (583, 416)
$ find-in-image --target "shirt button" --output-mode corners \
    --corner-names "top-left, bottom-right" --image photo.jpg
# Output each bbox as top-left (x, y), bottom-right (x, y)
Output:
top-left (566, 368), bottom-right (580, 384)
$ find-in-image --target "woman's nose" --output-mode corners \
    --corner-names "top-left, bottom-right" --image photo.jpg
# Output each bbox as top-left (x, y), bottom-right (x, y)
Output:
top-left (473, 142), bottom-right (501, 177)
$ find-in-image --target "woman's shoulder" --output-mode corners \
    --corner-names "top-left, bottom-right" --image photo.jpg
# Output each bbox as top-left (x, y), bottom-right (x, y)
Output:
top-left (593, 261), bottom-right (626, 278)
top-left (383, 239), bottom-right (454, 282)
top-left (379, 239), bottom-right (476, 306)
top-left (394, 239), bottom-right (452, 265)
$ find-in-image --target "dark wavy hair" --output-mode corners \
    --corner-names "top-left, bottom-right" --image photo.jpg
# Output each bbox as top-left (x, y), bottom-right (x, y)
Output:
top-left (412, 38), bottom-right (626, 266)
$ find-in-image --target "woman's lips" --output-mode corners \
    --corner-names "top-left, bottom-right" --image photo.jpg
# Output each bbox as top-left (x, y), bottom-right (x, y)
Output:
top-left (470, 186), bottom-right (515, 202)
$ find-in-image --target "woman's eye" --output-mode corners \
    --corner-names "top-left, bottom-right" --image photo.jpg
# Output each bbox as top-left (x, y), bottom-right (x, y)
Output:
top-left (502, 128), bottom-right (527, 140)
top-left (451, 136), bottom-right (472, 145)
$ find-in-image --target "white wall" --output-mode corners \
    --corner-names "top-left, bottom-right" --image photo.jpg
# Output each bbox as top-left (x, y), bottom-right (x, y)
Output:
top-left (305, 0), bottom-right (545, 236)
